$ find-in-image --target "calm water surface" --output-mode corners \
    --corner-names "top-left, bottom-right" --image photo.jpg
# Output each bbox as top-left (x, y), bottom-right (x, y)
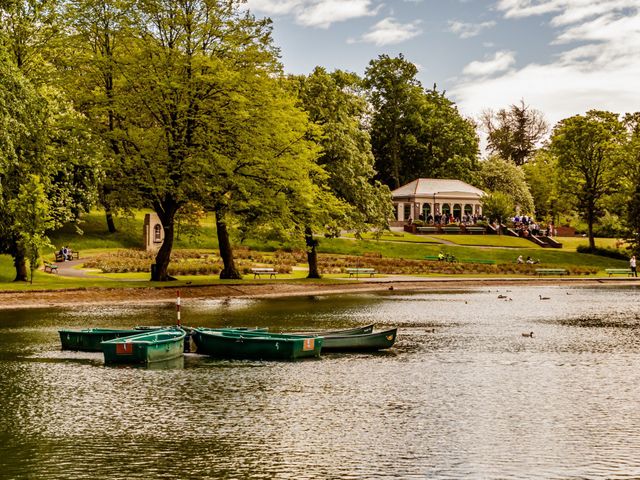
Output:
top-left (1, 286), bottom-right (640, 479)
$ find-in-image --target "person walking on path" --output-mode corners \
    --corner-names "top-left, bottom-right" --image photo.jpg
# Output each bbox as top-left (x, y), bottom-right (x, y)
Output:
top-left (631, 255), bottom-right (637, 277)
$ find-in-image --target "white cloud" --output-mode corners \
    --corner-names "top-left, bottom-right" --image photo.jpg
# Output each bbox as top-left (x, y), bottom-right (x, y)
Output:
top-left (453, 1), bottom-right (640, 128)
top-left (462, 50), bottom-right (516, 76)
top-left (245, 0), bottom-right (379, 28)
top-left (448, 20), bottom-right (496, 38)
top-left (350, 17), bottom-right (423, 45)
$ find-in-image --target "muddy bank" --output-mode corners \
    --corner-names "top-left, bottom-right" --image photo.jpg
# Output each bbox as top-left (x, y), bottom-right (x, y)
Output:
top-left (0, 276), bottom-right (637, 310)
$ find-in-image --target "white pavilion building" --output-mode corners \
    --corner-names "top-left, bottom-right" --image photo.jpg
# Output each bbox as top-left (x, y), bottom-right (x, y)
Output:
top-left (391, 178), bottom-right (486, 225)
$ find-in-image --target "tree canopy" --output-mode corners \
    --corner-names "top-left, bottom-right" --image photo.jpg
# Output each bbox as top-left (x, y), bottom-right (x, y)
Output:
top-left (550, 110), bottom-right (626, 249)
top-left (481, 100), bottom-right (548, 166)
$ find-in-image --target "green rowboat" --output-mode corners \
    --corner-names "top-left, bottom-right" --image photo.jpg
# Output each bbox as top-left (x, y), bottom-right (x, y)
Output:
top-left (192, 328), bottom-right (322, 361)
top-left (59, 328), bottom-right (159, 352)
top-left (321, 328), bottom-right (397, 352)
top-left (101, 328), bottom-right (186, 364)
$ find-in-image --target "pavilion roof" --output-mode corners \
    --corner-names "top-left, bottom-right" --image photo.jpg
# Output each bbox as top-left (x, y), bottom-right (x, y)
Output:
top-left (391, 178), bottom-right (485, 198)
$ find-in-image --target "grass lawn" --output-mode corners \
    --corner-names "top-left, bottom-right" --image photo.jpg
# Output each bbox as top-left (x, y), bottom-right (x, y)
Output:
top-left (558, 236), bottom-right (626, 251)
top-left (346, 232), bottom-right (442, 244)
top-left (429, 234), bottom-right (537, 248)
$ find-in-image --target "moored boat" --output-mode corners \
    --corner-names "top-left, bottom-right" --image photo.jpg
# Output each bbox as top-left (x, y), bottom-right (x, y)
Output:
top-left (59, 328), bottom-right (159, 352)
top-left (192, 328), bottom-right (322, 361)
top-left (101, 328), bottom-right (186, 364)
top-left (320, 328), bottom-right (397, 352)
top-left (297, 324), bottom-right (375, 337)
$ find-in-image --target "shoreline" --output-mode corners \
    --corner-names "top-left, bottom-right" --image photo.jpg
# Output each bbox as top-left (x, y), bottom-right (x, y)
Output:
top-left (0, 277), bottom-right (638, 310)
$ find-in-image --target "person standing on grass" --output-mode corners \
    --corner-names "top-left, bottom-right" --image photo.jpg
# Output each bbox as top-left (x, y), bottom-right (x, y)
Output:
top-left (630, 255), bottom-right (637, 277)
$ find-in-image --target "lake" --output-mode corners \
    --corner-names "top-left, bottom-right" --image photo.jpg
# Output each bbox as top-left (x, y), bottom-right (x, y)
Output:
top-left (1, 285), bottom-right (640, 479)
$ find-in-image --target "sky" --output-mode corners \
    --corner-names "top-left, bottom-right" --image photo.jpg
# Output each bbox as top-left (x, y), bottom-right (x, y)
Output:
top-left (243, 0), bottom-right (640, 132)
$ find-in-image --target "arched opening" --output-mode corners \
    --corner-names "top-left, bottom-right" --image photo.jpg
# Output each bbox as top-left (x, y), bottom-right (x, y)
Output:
top-left (464, 204), bottom-right (473, 217)
top-left (422, 203), bottom-right (431, 221)
top-left (453, 204), bottom-right (462, 220)
top-left (441, 203), bottom-right (451, 217)
top-left (153, 224), bottom-right (162, 243)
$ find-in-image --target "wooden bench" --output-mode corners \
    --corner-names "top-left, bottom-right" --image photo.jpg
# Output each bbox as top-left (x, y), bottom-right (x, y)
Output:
top-left (44, 262), bottom-right (58, 274)
top-left (535, 268), bottom-right (568, 276)
top-left (442, 226), bottom-right (461, 233)
top-left (345, 268), bottom-right (376, 278)
top-left (55, 250), bottom-right (79, 262)
top-left (465, 226), bottom-right (486, 234)
top-left (605, 268), bottom-right (633, 277)
top-left (251, 267), bottom-right (278, 279)
top-left (417, 226), bottom-right (438, 234)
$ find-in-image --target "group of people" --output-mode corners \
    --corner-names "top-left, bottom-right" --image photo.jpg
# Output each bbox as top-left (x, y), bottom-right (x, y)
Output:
top-left (58, 246), bottom-right (74, 261)
top-left (512, 215), bottom-right (555, 238)
top-left (516, 255), bottom-right (540, 264)
top-left (420, 213), bottom-right (483, 225)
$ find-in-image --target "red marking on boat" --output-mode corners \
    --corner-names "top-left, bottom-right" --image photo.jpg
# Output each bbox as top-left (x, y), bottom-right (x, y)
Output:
top-left (303, 338), bottom-right (315, 351)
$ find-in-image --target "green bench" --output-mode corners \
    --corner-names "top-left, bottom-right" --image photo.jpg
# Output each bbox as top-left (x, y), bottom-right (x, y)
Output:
top-left (417, 226), bottom-right (438, 234)
top-left (345, 268), bottom-right (377, 277)
top-left (442, 226), bottom-right (461, 233)
top-left (535, 268), bottom-right (568, 276)
top-left (605, 268), bottom-right (633, 277)
top-left (44, 262), bottom-right (58, 274)
top-left (465, 226), bottom-right (486, 234)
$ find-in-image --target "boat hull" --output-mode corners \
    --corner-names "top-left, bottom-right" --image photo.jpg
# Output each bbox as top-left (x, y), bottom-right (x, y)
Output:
top-left (59, 329), bottom-right (151, 352)
top-left (321, 328), bottom-right (397, 352)
top-left (192, 329), bottom-right (322, 361)
top-left (101, 329), bottom-right (186, 364)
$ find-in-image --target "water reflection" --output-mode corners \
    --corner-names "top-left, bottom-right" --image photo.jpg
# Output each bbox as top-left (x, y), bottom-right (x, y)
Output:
top-left (1, 286), bottom-right (640, 479)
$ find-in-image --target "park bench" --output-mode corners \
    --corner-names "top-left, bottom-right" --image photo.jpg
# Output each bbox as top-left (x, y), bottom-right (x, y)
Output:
top-left (464, 226), bottom-right (486, 234)
top-left (605, 268), bottom-right (633, 277)
top-left (250, 267), bottom-right (278, 279)
top-left (345, 268), bottom-right (377, 278)
top-left (535, 268), bottom-right (568, 276)
top-left (417, 226), bottom-right (438, 234)
top-left (442, 226), bottom-right (461, 234)
top-left (44, 262), bottom-right (58, 274)
top-left (55, 250), bottom-right (80, 262)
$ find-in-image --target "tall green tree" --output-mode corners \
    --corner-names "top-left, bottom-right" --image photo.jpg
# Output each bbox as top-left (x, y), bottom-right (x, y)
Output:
top-left (63, 0), bottom-right (133, 233)
top-left (108, 0), bottom-right (281, 281)
top-left (522, 149), bottom-right (560, 221)
top-left (9, 175), bottom-right (55, 284)
top-left (364, 55), bottom-right (479, 189)
top-left (364, 54), bottom-right (422, 189)
top-left (0, 1), bottom-right (100, 281)
top-left (481, 100), bottom-right (548, 166)
top-left (479, 155), bottom-right (534, 215)
top-left (203, 76), bottom-right (321, 279)
top-left (550, 110), bottom-right (626, 249)
top-left (293, 67), bottom-right (392, 277)
top-left (622, 112), bottom-right (640, 255)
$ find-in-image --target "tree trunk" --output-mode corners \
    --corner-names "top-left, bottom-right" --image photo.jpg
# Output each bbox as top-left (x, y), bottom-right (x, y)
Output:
top-left (151, 202), bottom-right (178, 281)
top-left (105, 208), bottom-right (117, 233)
top-left (587, 207), bottom-right (596, 250)
top-left (215, 203), bottom-right (241, 279)
top-left (13, 250), bottom-right (28, 282)
top-left (305, 226), bottom-right (321, 279)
